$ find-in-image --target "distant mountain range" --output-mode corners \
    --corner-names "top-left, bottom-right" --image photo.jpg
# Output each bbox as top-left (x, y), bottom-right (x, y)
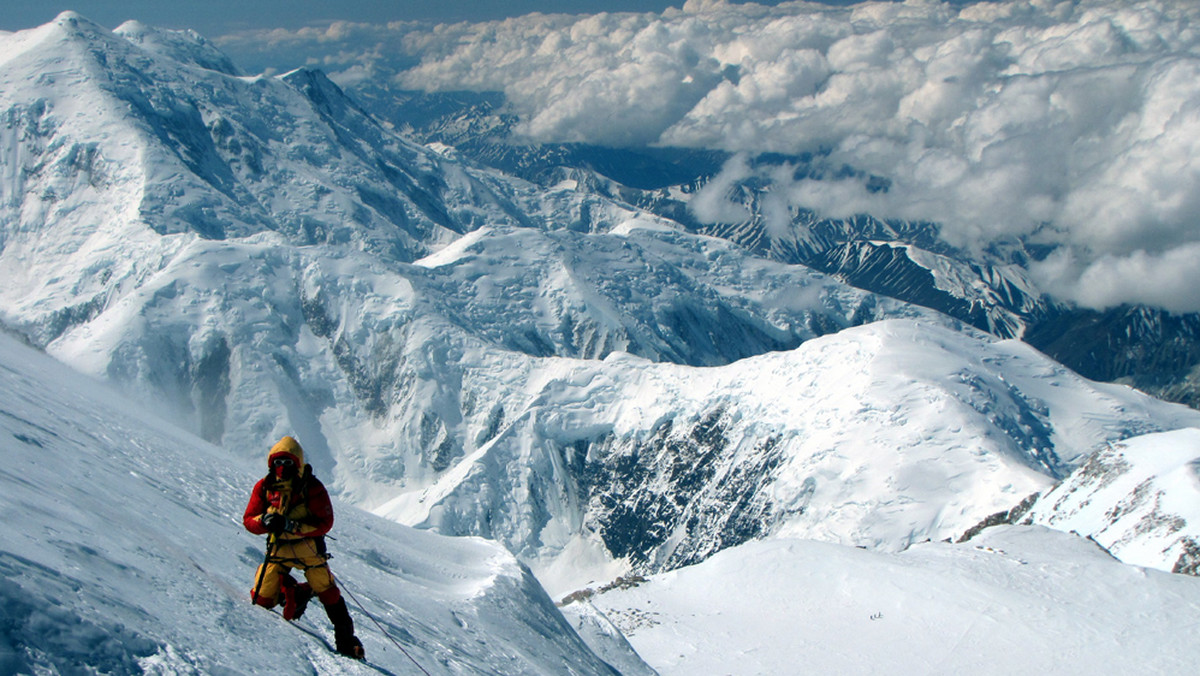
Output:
top-left (361, 88), bottom-right (1200, 410)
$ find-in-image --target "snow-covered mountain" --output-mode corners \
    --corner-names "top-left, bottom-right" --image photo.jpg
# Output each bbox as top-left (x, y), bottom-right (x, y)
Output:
top-left (374, 316), bottom-right (1200, 590)
top-left (0, 329), bottom-right (643, 674)
top-left (381, 88), bottom-right (1200, 409)
top-left (0, 14), bottom-right (933, 568)
top-left (355, 90), bottom-right (1053, 338)
top-left (0, 12), bottom-right (641, 342)
top-left (5, 11), bottom-right (1200, 608)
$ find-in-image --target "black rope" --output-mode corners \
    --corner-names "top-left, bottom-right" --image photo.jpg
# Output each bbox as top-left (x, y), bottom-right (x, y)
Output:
top-left (340, 580), bottom-right (433, 676)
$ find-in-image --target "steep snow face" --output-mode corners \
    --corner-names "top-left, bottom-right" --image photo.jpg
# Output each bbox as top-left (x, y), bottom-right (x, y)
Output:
top-left (0, 330), bottom-right (636, 674)
top-left (1025, 428), bottom-right (1200, 575)
top-left (377, 318), bottom-right (1200, 590)
top-left (569, 526), bottom-right (1200, 675)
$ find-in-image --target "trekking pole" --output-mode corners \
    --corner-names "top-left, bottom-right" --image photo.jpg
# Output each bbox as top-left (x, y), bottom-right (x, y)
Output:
top-left (340, 579), bottom-right (432, 676)
top-left (250, 531), bottom-right (278, 605)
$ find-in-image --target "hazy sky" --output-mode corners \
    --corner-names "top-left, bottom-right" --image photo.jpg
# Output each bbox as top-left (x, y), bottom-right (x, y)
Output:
top-left (0, 1), bottom-right (814, 36)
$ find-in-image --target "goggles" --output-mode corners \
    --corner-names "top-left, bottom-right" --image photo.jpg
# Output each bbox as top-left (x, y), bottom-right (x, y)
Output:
top-left (271, 457), bottom-right (296, 469)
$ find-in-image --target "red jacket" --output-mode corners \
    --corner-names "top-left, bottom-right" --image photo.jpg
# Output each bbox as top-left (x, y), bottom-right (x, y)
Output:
top-left (243, 473), bottom-right (335, 540)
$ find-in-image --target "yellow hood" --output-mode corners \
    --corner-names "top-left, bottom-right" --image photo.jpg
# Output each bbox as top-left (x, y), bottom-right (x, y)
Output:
top-left (268, 435), bottom-right (306, 476)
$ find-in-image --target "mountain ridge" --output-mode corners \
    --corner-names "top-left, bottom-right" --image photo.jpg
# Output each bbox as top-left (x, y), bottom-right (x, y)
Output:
top-left (374, 87), bottom-right (1200, 408)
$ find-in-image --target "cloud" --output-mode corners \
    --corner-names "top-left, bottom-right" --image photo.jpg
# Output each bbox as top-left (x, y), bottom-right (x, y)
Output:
top-left (216, 1), bottom-right (1200, 311)
top-left (688, 153), bottom-right (755, 224)
top-left (1031, 244), bottom-right (1200, 315)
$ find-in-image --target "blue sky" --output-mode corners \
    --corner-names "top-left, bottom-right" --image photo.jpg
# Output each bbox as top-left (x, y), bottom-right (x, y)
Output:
top-left (1, 1), bottom-right (814, 36)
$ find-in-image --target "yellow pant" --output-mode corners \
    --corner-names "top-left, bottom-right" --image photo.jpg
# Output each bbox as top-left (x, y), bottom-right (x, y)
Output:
top-left (251, 537), bottom-right (337, 606)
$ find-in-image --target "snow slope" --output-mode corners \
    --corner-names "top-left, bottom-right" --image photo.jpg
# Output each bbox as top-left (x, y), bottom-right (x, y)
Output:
top-left (0, 330), bottom-right (641, 674)
top-left (569, 526), bottom-right (1200, 675)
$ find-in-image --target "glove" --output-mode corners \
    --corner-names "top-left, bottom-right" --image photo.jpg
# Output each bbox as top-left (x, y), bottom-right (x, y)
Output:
top-left (262, 513), bottom-right (293, 535)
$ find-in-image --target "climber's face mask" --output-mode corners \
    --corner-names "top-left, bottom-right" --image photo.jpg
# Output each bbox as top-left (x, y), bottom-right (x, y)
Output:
top-left (271, 456), bottom-right (298, 479)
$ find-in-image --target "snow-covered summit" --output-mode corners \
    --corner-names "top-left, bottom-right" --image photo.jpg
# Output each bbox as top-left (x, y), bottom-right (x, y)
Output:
top-left (114, 19), bottom-right (242, 76)
top-left (0, 11), bottom-right (641, 344)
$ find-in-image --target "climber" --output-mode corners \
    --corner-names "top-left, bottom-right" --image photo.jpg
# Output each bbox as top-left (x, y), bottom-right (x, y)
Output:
top-left (243, 435), bottom-right (364, 660)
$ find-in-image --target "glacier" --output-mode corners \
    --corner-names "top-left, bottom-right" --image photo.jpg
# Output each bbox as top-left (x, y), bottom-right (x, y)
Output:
top-left (569, 526), bottom-right (1200, 675)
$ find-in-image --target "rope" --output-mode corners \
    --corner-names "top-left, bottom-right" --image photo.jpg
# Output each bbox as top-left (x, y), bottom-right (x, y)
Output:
top-left (341, 580), bottom-right (433, 676)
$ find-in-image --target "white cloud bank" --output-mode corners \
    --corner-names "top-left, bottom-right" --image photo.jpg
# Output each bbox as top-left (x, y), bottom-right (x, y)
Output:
top-left (219, 0), bottom-right (1200, 312)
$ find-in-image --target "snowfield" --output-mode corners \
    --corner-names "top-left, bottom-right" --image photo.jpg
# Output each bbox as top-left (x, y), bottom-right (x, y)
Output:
top-left (569, 526), bottom-right (1200, 675)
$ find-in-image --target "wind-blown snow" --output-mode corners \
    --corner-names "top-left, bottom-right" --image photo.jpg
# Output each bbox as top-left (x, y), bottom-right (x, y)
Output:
top-left (568, 526), bottom-right (1200, 675)
top-left (218, 0), bottom-right (1200, 312)
top-left (0, 329), bottom-right (637, 674)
